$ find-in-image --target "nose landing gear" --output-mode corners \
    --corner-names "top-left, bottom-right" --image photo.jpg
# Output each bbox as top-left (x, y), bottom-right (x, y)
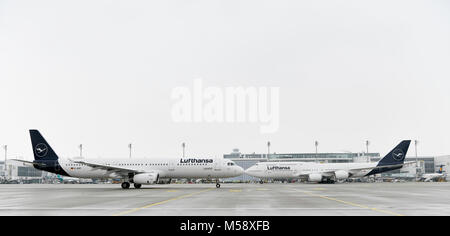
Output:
top-left (216, 179), bottom-right (221, 188)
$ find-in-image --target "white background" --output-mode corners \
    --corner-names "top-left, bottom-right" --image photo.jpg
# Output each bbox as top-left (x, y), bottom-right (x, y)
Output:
top-left (1, 0), bottom-right (449, 159)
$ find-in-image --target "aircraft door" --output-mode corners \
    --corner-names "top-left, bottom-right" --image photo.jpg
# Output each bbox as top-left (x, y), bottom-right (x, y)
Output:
top-left (266, 163), bottom-right (274, 175)
top-left (168, 161), bottom-right (175, 172)
top-left (214, 160), bottom-right (222, 172)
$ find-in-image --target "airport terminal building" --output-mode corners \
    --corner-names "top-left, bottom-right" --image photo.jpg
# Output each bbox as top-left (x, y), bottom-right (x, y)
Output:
top-left (1, 160), bottom-right (49, 183)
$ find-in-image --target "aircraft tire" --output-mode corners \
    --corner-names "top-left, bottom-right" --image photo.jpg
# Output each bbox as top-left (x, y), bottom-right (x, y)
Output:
top-left (121, 182), bottom-right (130, 189)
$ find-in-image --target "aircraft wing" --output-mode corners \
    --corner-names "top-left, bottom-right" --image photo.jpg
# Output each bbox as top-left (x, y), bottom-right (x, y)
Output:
top-left (348, 163), bottom-right (406, 172)
top-left (294, 162), bottom-right (412, 178)
top-left (72, 160), bottom-right (148, 175)
top-left (424, 177), bottom-right (433, 182)
top-left (10, 159), bottom-right (47, 167)
top-left (293, 171), bottom-right (335, 178)
top-left (402, 161), bottom-right (417, 166)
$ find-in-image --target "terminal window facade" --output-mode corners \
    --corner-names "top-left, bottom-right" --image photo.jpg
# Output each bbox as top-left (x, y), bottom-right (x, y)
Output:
top-left (17, 166), bottom-right (42, 177)
top-left (224, 153), bottom-right (380, 160)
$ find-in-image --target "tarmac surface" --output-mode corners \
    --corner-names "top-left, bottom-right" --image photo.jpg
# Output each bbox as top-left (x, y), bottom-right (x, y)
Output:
top-left (0, 182), bottom-right (450, 216)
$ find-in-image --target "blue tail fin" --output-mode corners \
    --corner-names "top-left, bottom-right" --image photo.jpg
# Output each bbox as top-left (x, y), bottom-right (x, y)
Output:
top-left (30, 130), bottom-right (59, 161)
top-left (437, 165), bottom-right (445, 174)
top-left (377, 140), bottom-right (411, 167)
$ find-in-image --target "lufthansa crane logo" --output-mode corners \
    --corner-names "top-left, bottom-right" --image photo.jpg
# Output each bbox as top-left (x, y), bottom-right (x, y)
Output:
top-left (392, 149), bottom-right (405, 161)
top-left (35, 143), bottom-right (48, 158)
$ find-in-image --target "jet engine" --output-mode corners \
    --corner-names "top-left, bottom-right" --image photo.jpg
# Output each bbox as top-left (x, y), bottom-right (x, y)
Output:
top-left (133, 173), bottom-right (159, 185)
top-left (308, 173), bottom-right (322, 182)
top-left (334, 170), bottom-right (349, 180)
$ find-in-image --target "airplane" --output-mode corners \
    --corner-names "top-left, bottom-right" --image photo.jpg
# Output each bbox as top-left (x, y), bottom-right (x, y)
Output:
top-left (13, 130), bottom-right (244, 189)
top-left (419, 165), bottom-right (446, 182)
top-left (245, 140), bottom-right (412, 184)
top-left (55, 174), bottom-right (93, 184)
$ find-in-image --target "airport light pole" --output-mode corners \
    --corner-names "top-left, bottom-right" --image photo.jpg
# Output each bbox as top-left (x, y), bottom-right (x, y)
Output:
top-left (415, 140), bottom-right (418, 160)
top-left (182, 142), bottom-right (186, 158)
top-left (315, 141), bottom-right (319, 163)
top-left (79, 144), bottom-right (83, 157)
top-left (366, 140), bottom-right (370, 162)
top-left (129, 143), bottom-right (132, 159)
top-left (3, 145), bottom-right (7, 179)
top-left (415, 140), bottom-right (419, 177)
top-left (267, 141), bottom-right (271, 159)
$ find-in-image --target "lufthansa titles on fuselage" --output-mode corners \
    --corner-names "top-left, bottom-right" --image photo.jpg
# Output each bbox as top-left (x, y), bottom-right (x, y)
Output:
top-left (267, 166), bottom-right (291, 171)
top-left (180, 158), bottom-right (214, 164)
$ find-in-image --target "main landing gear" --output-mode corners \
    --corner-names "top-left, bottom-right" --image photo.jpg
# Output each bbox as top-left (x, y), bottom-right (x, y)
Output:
top-left (319, 179), bottom-right (336, 184)
top-left (121, 182), bottom-right (142, 189)
top-left (121, 182), bottom-right (130, 189)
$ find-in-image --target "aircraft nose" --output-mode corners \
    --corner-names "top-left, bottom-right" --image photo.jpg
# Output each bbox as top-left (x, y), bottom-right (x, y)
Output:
top-left (237, 166), bottom-right (244, 175)
top-left (245, 166), bottom-right (256, 176)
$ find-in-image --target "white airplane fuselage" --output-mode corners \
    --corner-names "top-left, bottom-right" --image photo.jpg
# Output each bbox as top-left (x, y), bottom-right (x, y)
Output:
top-left (246, 162), bottom-right (379, 180)
top-left (56, 158), bottom-right (244, 179)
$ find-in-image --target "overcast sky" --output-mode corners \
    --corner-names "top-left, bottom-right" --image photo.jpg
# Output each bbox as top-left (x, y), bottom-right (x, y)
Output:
top-left (1, 0), bottom-right (449, 160)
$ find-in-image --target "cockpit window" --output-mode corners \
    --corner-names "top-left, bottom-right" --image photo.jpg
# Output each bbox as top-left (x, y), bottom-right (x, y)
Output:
top-left (227, 162), bottom-right (235, 166)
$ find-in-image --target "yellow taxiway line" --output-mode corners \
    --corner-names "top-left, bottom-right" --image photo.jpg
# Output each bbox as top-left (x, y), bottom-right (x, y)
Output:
top-left (292, 188), bottom-right (404, 216)
top-left (112, 188), bottom-right (214, 216)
